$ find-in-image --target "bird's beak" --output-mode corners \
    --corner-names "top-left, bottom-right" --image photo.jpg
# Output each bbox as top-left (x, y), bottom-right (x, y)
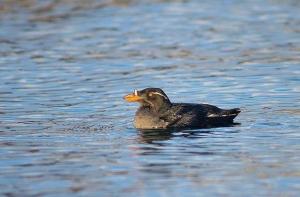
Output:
top-left (123, 90), bottom-right (143, 102)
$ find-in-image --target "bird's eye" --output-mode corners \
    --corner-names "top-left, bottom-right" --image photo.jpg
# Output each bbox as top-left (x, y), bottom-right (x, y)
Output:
top-left (148, 93), bottom-right (153, 97)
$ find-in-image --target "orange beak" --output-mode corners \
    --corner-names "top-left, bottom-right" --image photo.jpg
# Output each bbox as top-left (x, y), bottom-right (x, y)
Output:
top-left (123, 92), bottom-right (143, 102)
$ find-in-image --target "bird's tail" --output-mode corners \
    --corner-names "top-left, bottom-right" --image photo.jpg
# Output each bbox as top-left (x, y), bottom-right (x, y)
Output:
top-left (207, 108), bottom-right (241, 125)
top-left (220, 108), bottom-right (241, 120)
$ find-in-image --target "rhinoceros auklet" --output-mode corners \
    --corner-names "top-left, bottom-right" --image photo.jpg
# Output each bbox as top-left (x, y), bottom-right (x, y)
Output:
top-left (124, 88), bottom-right (240, 129)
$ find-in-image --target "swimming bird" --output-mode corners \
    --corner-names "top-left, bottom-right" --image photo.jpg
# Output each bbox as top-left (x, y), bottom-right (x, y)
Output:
top-left (124, 88), bottom-right (240, 129)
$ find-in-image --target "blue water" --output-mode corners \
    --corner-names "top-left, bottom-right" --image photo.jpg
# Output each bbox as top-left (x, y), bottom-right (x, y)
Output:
top-left (0, 0), bottom-right (300, 196)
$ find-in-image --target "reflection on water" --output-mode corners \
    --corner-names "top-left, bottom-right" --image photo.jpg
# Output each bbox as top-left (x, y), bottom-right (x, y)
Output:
top-left (137, 129), bottom-right (175, 143)
top-left (1, 0), bottom-right (300, 196)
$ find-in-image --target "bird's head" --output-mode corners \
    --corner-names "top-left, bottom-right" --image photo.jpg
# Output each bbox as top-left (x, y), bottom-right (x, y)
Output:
top-left (124, 88), bottom-right (171, 111)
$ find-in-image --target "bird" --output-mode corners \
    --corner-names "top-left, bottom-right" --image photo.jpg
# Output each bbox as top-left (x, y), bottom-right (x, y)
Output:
top-left (123, 88), bottom-right (241, 129)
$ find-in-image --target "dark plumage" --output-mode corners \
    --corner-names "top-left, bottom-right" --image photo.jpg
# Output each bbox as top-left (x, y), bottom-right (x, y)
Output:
top-left (124, 88), bottom-right (240, 129)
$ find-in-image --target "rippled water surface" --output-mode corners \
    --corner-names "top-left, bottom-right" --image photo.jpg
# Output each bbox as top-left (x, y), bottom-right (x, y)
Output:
top-left (1, 0), bottom-right (300, 196)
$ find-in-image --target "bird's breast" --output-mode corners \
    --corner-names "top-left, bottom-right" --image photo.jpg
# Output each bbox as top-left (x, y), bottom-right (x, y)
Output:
top-left (134, 109), bottom-right (168, 129)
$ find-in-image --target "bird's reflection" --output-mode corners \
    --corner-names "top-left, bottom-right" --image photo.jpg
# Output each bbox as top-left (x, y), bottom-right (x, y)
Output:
top-left (137, 129), bottom-right (174, 144)
top-left (136, 123), bottom-right (240, 144)
top-left (131, 124), bottom-right (241, 177)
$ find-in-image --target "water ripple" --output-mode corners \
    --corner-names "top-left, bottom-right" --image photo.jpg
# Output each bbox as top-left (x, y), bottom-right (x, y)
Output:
top-left (0, 0), bottom-right (300, 196)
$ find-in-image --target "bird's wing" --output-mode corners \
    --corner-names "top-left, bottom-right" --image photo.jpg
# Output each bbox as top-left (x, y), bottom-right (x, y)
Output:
top-left (159, 113), bottom-right (182, 128)
top-left (158, 105), bottom-right (185, 127)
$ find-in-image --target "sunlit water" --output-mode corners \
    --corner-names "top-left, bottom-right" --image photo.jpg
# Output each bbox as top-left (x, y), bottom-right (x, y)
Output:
top-left (0, 0), bottom-right (300, 196)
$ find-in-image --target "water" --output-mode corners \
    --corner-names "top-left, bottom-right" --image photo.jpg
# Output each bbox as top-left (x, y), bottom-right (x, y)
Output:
top-left (0, 0), bottom-right (300, 196)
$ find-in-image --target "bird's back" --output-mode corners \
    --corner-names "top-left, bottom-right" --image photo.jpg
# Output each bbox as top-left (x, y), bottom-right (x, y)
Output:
top-left (165, 103), bottom-right (240, 128)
